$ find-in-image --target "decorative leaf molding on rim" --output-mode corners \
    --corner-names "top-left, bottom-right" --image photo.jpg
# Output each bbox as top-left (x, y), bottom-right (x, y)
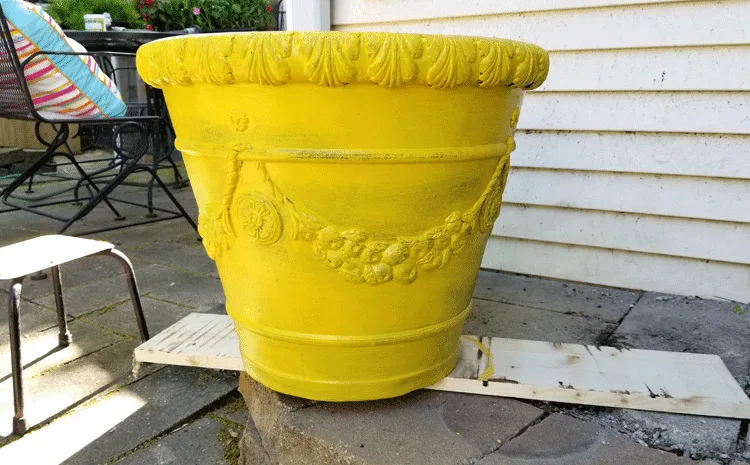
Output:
top-left (137, 32), bottom-right (549, 90)
top-left (425, 35), bottom-right (477, 89)
top-left (298, 32), bottom-right (361, 86)
top-left (198, 137), bottom-right (515, 286)
top-left (230, 34), bottom-right (293, 85)
top-left (364, 33), bottom-right (423, 87)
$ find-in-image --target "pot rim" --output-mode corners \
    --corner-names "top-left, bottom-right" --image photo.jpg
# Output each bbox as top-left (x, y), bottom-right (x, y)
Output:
top-left (136, 31), bottom-right (549, 91)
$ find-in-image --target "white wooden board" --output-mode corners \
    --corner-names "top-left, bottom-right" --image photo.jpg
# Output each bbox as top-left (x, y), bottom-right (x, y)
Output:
top-left (434, 337), bottom-right (750, 419)
top-left (134, 313), bottom-right (243, 371)
top-left (135, 313), bottom-right (750, 419)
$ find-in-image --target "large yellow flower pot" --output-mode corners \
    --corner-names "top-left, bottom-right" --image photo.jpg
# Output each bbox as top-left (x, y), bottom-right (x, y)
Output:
top-left (137, 32), bottom-right (548, 401)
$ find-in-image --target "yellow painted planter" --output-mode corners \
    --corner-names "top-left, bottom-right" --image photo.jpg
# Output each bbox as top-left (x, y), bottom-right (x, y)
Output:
top-left (137, 32), bottom-right (548, 401)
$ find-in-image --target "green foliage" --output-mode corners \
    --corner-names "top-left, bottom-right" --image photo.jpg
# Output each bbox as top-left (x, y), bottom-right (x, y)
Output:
top-left (138, 0), bottom-right (274, 32)
top-left (733, 305), bottom-right (745, 316)
top-left (46, 0), bottom-right (143, 30)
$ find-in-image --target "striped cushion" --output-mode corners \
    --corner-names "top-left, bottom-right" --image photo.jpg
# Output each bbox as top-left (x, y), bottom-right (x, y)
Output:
top-left (1, 0), bottom-right (126, 119)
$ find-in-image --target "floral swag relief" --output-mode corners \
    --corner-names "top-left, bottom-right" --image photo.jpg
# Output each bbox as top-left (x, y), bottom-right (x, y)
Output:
top-left (197, 136), bottom-right (516, 286)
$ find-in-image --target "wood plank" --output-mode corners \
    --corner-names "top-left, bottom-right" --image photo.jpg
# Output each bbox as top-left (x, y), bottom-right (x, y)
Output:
top-left (134, 313), bottom-right (243, 371)
top-left (332, 0), bottom-right (691, 26)
top-left (135, 314), bottom-right (750, 419)
top-left (431, 338), bottom-right (750, 419)
top-left (518, 92), bottom-right (750, 134)
top-left (482, 236), bottom-right (750, 302)
top-left (0, 120), bottom-right (80, 151)
top-left (503, 168), bottom-right (750, 223)
top-left (334, 1), bottom-right (750, 51)
top-left (513, 131), bottom-right (750, 180)
top-left (538, 46), bottom-right (750, 92)
top-left (494, 204), bottom-right (750, 265)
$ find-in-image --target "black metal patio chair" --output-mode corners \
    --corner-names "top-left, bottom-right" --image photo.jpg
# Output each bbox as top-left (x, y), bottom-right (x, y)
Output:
top-left (0, 5), bottom-right (197, 236)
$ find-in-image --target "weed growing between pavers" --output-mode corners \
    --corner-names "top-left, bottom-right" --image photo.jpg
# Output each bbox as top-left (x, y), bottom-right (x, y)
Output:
top-left (209, 413), bottom-right (244, 465)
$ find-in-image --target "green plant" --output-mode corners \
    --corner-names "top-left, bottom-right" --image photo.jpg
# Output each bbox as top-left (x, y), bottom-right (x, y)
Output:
top-left (46, 0), bottom-right (143, 30)
top-left (138, 0), bottom-right (274, 32)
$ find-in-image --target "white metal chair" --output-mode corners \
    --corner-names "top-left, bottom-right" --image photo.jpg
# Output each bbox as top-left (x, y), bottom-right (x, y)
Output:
top-left (0, 235), bottom-right (149, 435)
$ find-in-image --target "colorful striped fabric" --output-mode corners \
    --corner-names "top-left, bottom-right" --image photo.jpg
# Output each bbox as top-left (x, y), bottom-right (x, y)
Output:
top-left (1, 0), bottom-right (127, 119)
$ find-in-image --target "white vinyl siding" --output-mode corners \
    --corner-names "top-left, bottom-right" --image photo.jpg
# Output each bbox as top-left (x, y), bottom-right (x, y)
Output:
top-left (332, 0), bottom-right (750, 302)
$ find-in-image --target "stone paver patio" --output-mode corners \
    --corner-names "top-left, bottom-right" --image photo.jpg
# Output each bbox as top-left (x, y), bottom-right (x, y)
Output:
top-left (0, 176), bottom-right (747, 464)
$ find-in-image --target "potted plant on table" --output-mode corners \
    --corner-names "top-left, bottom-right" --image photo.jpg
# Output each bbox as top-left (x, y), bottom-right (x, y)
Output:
top-left (137, 0), bottom-right (274, 32)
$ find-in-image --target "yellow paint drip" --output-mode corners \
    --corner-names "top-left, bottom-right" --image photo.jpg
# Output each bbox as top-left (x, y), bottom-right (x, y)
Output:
top-left (465, 336), bottom-right (495, 382)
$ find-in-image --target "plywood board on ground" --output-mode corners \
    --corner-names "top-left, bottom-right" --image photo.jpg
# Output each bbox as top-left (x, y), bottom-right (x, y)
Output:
top-left (134, 313), bottom-right (750, 419)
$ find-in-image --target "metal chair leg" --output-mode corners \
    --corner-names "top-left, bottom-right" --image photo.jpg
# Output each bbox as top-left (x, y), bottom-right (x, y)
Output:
top-left (8, 278), bottom-right (28, 435)
top-left (51, 265), bottom-right (72, 347)
top-left (103, 249), bottom-right (150, 341)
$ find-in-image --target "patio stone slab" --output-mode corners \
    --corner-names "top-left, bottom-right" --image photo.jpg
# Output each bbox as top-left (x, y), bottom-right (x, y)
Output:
top-left (479, 413), bottom-right (718, 465)
top-left (124, 240), bottom-right (218, 278)
top-left (0, 339), bottom-right (138, 442)
top-left (0, 318), bottom-right (123, 385)
top-left (112, 416), bottom-right (234, 465)
top-left (465, 298), bottom-right (615, 345)
top-left (81, 295), bottom-right (195, 339)
top-left (13, 254), bottom-right (127, 300)
top-left (238, 374), bottom-right (544, 465)
top-left (610, 292), bottom-right (750, 381)
top-left (34, 263), bottom-right (223, 316)
top-left (0, 366), bottom-right (236, 465)
top-left (62, 366), bottom-right (237, 465)
top-left (0, 226), bottom-right (41, 247)
top-left (214, 393), bottom-right (250, 426)
top-left (474, 270), bottom-right (641, 323)
top-left (0, 298), bottom-right (63, 344)
top-left (0, 147), bottom-right (24, 166)
top-left (94, 219), bottom-right (200, 251)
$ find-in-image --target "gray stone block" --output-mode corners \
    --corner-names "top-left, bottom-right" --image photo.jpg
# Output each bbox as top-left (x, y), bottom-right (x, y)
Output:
top-left (113, 416), bottom-right (233, 465)
top-left (480, 413), bottom-right (712, 465)
top-left (0, 147), bottom-right (24, 166)
top-left (61, 366), bottom-right (237, 465)
top-left (612, 293), bottom-right (750, 381)
top-left (466, 298), bottom-right (615, 345)
top-left (608, 410), bottom-right (741, 459)
top-left (240, 375), bottom-right (543, 465)
top-left (474, 270), bottom-right (640, 323)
